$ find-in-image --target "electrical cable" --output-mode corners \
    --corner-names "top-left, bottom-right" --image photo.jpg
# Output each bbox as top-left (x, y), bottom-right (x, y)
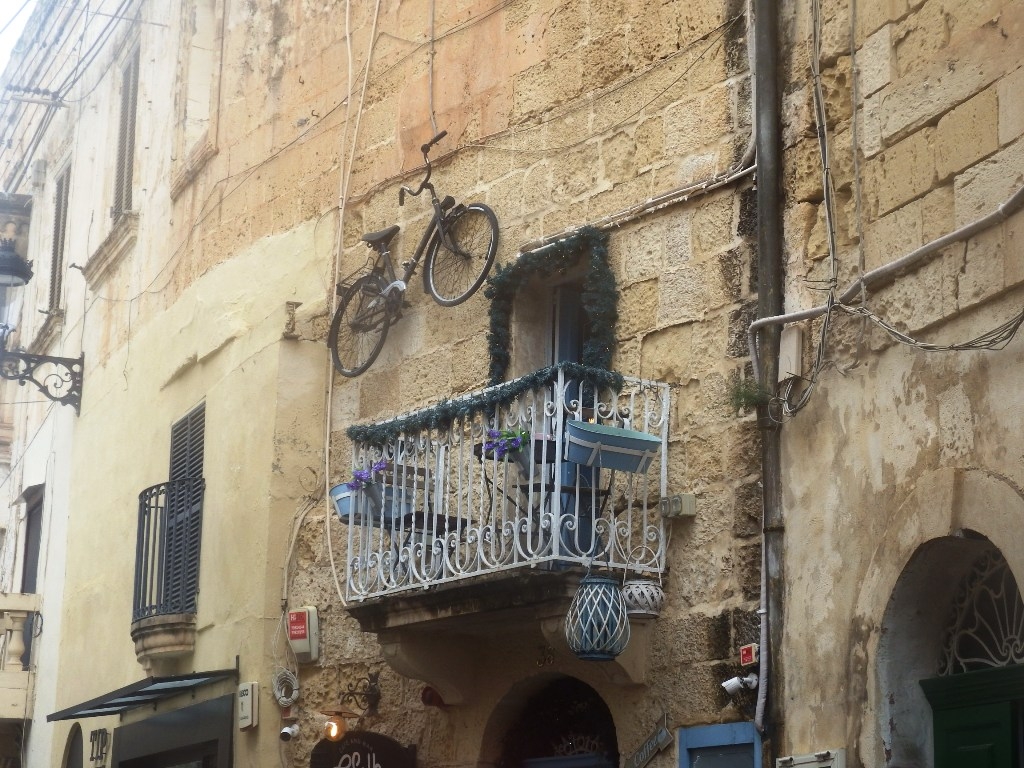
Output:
top-left (835, 303), bottom-right (1024, 352)
top-left (758, 0), bottom-right (1024, 419)
top-left (53, 0), bottom-right (135, 96)
top-left (428, 0), bottom-right (438, 135)
top-left (271, 667), bottom-right (300, 708)
top-left (773, 0), bottom-right (842, 419)
top-left (0, 0), bottom-right (34, 37)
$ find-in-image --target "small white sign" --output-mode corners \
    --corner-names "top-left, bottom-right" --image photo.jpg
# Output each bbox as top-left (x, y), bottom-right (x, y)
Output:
top-left (238, 681), bottom-right (259, 730)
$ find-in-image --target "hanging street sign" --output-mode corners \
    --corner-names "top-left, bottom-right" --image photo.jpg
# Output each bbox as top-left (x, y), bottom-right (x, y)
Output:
top-left (626, 724), bottom-right (673, 768)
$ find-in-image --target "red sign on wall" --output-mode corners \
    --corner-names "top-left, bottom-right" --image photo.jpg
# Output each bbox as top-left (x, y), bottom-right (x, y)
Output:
top-left (288, 610), bottom-right (308, 640)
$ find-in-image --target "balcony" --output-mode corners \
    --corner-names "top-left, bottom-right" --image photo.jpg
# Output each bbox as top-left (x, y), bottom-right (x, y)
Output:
top-left (340, 365), bottom-right (670, 604)
top-left (0, 592), bottom-right (39, 721)
top-left (131, 477), bottom-right (205, 671)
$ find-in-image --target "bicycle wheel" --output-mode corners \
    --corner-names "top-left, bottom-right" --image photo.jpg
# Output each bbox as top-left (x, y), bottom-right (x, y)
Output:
top-left (328, 274), bottom-right (392, 377)
top-left (424, 202), bottom-right (499, 306)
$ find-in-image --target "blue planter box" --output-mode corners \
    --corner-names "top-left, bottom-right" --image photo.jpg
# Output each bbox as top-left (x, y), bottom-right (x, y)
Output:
top-left (565, 420), bottom-right (660, 474)
top-left (330, 483), bottom-right (414, 526)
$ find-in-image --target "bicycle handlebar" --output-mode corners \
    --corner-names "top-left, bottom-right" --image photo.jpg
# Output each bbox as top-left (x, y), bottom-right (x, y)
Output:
top-left (399, 130), bottom-right (448, 205)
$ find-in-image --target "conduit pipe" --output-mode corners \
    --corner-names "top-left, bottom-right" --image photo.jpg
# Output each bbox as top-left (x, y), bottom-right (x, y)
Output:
top-left (751, 0), bottom-right (784, 749)
top-left (746, 183), bottom-right (1024, 376)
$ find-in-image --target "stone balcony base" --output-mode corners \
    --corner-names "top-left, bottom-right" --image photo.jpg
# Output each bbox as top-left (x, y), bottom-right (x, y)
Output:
top-left (130, 613), bottom-right (196, 672)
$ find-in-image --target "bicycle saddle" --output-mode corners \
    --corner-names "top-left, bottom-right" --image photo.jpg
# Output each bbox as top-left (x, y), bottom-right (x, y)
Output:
top-left (361, 225), bottom-right (401, 249)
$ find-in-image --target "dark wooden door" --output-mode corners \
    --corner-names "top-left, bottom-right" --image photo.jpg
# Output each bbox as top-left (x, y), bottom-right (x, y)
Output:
top-left (934, 701), bottom-right (1014, 768)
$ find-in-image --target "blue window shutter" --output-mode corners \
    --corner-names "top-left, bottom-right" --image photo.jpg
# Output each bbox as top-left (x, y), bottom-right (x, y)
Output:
top-left (677, 722), bottom-right (761, 768)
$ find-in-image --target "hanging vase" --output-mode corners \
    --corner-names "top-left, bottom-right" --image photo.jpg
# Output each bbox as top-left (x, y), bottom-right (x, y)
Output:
top-left (622, 578), bottom-right (665, 620)
top-left (564, 574), bottom-right (631, 661)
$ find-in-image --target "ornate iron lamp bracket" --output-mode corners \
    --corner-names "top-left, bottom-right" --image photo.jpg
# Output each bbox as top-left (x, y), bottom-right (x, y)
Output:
top-left (0, 324), bottom-right (83, 413)
top-left (339, 671), bottom-right (381, 715)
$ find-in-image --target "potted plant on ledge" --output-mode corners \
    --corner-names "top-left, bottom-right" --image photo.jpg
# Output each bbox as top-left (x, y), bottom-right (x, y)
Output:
top-left (330, 460), bottom-right (412, 526)
top-left (483, 428), bottom-right (532, 476)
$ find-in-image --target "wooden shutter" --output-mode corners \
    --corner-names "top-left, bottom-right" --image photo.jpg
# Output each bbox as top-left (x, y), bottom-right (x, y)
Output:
top-left (113, 47), bottom-right (140, 218)
top-left (168, 403), bottom-right (205, 613)
top-left (169, 402), bottom-right (205, 481)
top-left (49, 167), bottom-right (70, 311)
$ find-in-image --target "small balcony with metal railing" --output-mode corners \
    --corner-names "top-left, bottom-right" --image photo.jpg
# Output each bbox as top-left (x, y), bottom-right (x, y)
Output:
top-left (130, 477), bottom-right (205, 672)
top-left (339, 364), bottom-right (671, 634)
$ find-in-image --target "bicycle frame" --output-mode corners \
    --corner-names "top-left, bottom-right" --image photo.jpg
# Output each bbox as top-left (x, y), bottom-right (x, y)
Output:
top-left (369, 184), bottom-right (457, 301)
top-left (328, 129), bottom-right (499, 377)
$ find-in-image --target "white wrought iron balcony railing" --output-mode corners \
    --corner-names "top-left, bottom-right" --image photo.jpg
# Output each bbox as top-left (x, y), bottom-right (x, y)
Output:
top-left (340, 364), bottom-right (670, 601)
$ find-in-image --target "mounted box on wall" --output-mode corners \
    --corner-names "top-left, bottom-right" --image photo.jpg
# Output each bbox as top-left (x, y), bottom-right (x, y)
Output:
top-left (238, 682), bottom-right (259, 730)
top-left (287, 606), bottom-right (320, 663)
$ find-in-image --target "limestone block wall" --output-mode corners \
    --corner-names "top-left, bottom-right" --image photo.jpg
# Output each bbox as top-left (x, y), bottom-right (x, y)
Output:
top-left (778, 0), bottom-right (1024, 763)
top-left (276, 0), bottom-right (772, 765)
top-left (1, 0), bottom-right (772, 765)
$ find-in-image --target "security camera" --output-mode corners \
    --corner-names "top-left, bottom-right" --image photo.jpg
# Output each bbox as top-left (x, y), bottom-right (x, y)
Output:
top-left (280, 723), bottom-right (300, 742)
top-left (721, 673), bottom-right (759, 695)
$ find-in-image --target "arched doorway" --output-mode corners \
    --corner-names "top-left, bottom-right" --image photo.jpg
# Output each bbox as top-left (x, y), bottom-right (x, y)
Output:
top-left (921, 544), bottom-right (1024, 766)
top-left (879, 536), bottom-right (1024, 766)
top-left (494, 677), bottom-right (618, 768)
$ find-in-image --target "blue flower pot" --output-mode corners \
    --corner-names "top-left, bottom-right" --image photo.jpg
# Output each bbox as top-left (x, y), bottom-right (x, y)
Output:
top-left (330, 483), bottom-right (413, 526)
top-left (565, 420), bottom-right (660, 474)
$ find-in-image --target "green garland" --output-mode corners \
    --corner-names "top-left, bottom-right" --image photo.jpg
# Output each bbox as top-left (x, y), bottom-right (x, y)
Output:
top-left (346, 227), bottom-right (621, 447)
top-left (346, 362), bottom-right (623, 446)
top-left (484, 226), bottom-right (618, 385)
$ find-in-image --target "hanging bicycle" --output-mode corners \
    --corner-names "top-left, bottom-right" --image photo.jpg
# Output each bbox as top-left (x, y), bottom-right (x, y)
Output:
top-left (328, 130), bottom-right (499, 377)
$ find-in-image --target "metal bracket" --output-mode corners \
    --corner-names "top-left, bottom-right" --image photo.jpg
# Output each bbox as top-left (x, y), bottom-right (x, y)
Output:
top-left (0, 325), bottom-right (83, 413)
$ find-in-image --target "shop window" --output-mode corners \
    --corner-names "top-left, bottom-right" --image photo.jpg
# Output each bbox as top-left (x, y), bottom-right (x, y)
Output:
top-left (676, 722), bottom-right (761, 768)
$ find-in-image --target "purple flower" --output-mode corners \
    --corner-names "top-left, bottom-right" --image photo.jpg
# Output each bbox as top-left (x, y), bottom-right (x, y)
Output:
top-left (484, 429), bottom-right (529, 460)
top-left (346, 459), bottom-right (389, 490)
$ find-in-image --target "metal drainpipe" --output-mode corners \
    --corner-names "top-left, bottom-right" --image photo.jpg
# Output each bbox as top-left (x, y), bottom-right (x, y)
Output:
top-left (753, 0), bottom-right (785, 758)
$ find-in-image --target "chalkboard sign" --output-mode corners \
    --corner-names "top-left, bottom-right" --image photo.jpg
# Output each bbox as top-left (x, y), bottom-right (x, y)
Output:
top-left (310, 731), bottom-right (416, 768)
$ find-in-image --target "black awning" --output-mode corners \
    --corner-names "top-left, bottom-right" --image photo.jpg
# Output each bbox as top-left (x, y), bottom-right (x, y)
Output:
top-left (47, 669), bottom-right (237, 722)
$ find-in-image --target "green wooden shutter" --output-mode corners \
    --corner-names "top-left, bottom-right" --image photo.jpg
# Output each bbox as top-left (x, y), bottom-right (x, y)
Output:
top-left (933, 702), bottom-right (1013, 768)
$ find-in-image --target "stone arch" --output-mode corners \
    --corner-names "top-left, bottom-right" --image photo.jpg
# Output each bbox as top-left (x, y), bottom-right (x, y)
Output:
top-left (479, 674), bottom-right (618, 768)
top-left (850, 468), bottom-right (1024, 765)
top-left (60, 723), bottom-right (84, 768)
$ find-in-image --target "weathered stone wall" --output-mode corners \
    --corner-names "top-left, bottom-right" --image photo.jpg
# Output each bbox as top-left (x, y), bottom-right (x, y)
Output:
top-left (1, 0), bottom-right (770, 765)
top-left (779, 0), bottom-right (1024, 763)
top-left (281, 0), bottom-right (767, 765)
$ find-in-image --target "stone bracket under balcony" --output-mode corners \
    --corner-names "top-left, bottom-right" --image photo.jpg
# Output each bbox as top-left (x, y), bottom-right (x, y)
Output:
top-left (130, 613), bottom-right (197, 674)
top-left (347, 570), bottom-right (653, 705)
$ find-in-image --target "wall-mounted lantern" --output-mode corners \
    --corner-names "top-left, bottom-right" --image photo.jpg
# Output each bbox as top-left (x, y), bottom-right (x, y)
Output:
top-left (0, 198), bottom-right (83, 412)
top-left (321, 671), bottom-right (382, 742)
top-left (0, 237), bottom-right (32, 286)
